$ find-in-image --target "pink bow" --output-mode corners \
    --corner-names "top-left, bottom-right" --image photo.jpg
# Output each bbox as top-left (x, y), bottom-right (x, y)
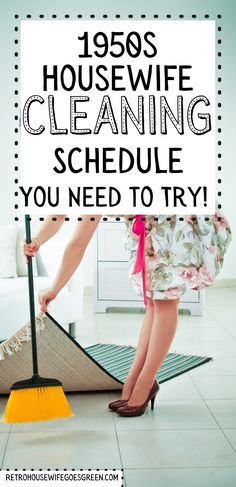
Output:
top-left (132, 215), bottom-right (147, 306)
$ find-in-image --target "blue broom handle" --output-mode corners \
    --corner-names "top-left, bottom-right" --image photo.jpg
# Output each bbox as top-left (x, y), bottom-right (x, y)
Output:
top-left (25, 214), bottom-right (39, 377)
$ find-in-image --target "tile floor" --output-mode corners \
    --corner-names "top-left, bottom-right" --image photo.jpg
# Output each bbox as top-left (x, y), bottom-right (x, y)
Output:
top-left (1, 287), bottom-right (236, 486)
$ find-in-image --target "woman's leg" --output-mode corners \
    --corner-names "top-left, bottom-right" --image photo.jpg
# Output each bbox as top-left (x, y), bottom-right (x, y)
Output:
top-left (120, 298), bottom-right (154, 400)
top-left (126, 297), bottom-right (180, 406)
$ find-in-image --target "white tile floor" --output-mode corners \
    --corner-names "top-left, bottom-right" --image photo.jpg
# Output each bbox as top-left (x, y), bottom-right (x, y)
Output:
top-left (1, 287), bottom-right (236, 486)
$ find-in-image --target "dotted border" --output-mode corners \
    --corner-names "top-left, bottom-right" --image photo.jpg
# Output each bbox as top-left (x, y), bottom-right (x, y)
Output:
top-left (14, 13), bottom-right (222, 224)
top-left (1, 468), bottom-right (125, 485)
top-left (14, 14), bottom-right (19, 222)
top-left (1, 468), bottom-right (124, 472)
top-left (216, 14), bottom-right (222, 210)
top-left (23, 214), bottom-right (223, 225)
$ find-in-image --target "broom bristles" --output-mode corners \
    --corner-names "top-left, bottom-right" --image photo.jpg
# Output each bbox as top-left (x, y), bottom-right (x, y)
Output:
top-left (1, 386), bottom-right (74, 423)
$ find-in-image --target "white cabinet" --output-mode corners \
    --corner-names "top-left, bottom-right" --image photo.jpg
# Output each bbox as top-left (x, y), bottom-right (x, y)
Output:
top-left (95, 221), bottom-right (204, 315)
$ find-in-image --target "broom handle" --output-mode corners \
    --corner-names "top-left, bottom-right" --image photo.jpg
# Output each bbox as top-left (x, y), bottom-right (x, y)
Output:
top-left (25, 214), bottom-right (39, 377)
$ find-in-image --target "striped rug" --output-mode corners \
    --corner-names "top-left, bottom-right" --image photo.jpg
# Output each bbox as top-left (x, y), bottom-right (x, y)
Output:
top-left (85, 343), bottom-right (213, 384)
top-left (0, 312), bottom-right (213, 393)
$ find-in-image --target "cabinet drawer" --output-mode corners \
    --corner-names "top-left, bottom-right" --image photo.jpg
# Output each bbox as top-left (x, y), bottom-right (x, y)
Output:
top-left (97, 222), bottom-right (127, 261)
top-left (180, 289), bottom-right (200, 303)
top-left (97, 262), bottom-right (200, 304)
top-left (97, 262), bottom-right (142, 302)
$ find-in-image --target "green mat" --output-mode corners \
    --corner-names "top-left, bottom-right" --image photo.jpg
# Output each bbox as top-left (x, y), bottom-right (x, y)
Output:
top-left (84, 343), bottom-right (213, 384)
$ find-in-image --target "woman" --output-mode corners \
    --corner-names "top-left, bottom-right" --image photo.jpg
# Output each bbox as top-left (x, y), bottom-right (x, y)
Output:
top-left (23, 211), bottom-right (232, 417)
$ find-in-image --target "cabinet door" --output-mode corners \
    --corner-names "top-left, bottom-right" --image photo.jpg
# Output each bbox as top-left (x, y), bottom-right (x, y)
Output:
top-left (98, 222), bottom-right (127, 261)
top-left (96, 221), bottom-right (201, 309)
top-left (97, 261), bottom-right (143, 302)
top-left (180, 289), bottom-right (200, 303)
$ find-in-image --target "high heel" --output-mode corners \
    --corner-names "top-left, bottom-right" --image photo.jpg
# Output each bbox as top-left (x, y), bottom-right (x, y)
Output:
top-left (116, 379), bottom-right (160, 417)
top-left (151, 390), bottom-right (157, 411)
top-left (108, 398), bottom-right (129, 411)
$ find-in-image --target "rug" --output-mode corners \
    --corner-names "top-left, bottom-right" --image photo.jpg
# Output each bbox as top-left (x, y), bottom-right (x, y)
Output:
top-left (85, 343), bottom-right (213, 384)
top-left (0, 311), bottom-right (212, 394)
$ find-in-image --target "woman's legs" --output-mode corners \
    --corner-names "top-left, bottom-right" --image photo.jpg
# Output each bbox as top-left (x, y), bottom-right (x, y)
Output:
top-left (126, 297), bottom-right (180, 406)
top-left (120, 298), bottom-right (154, 400)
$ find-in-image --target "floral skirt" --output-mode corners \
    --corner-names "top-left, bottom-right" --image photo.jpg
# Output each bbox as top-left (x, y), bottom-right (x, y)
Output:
top-left (122, 211), bottom-right (232, 300)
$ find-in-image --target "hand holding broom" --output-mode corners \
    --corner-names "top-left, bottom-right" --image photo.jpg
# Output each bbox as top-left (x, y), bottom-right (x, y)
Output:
top-left (1, 215), bottom-right (74, 423)
top-left (22, 237), bottom-right (41, 263)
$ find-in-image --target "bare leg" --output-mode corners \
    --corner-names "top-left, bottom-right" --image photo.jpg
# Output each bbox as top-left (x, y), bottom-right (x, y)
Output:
top-left (120, 298), bottom-right (154, 400)
top-left (126, 297), bottom-right (180, 406)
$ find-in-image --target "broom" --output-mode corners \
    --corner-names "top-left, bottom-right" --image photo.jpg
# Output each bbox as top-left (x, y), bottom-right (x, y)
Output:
top-left (2, 214), bottom-right (74, 423)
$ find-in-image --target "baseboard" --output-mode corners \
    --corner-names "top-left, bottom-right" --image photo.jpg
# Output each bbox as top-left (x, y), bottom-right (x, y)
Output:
top-left (212, 278), bottom-right (236, 288)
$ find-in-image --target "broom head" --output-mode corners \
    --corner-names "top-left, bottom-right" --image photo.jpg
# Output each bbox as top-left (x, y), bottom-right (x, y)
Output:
top-left (1, 376), bottom-right (74, 423)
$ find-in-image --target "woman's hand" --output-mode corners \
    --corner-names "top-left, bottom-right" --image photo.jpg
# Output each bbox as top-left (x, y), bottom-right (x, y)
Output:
top-left (38, 287), bottom-right (58, 313)
top-left (22, 237), bottom-right (41, 264)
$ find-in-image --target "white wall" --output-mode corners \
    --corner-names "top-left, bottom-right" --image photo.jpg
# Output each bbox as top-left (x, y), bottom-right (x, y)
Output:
top-left (0, 0), bottom-right (235, 282)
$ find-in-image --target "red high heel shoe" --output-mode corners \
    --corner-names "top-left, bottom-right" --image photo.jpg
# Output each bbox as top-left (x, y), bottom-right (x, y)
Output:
top-left (108, 398), bottom-right (129, 411)
top-left (116, 380), bottom-right (160, 417)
